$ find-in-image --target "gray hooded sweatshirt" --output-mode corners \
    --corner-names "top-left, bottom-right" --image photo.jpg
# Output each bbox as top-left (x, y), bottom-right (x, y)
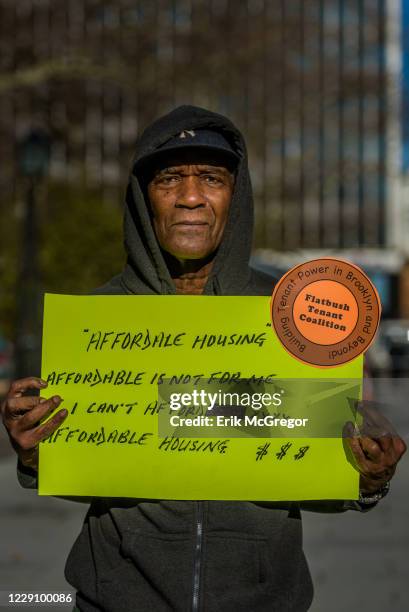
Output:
top-left (18, 105), bottom-right (373, 612)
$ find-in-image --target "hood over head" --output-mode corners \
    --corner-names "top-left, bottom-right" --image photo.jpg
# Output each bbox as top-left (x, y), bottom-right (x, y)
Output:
top-left (120, 105), bottom-right (254, 296)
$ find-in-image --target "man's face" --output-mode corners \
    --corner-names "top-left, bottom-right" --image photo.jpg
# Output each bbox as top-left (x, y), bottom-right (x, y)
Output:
top-left (147, 159), bottom-right (234, 260)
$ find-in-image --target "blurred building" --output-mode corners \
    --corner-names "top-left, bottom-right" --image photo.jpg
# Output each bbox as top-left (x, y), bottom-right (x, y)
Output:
top-left (0, 0), bottom-right (406, 317)
top-left (253, 0), bottom-right (404, 318)
top-left (400, 0), bottom-right (409, 318)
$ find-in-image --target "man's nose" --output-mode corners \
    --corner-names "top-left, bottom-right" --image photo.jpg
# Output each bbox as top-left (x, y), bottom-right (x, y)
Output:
top-left (175, 176), bottom-right (206, 208)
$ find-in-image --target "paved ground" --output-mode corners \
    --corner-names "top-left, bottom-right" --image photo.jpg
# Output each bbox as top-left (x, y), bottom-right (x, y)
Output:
top-left (303, 453), bottom-right (409, 611)
top-left (304, 379), bottom-right (409, 611)
top-left (0, 379), bottom-right (408, 611)
top-left (0, 429), bottom-right (86, 610)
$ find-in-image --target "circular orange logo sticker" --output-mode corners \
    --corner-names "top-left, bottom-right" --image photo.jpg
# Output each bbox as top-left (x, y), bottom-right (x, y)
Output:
top-left (270, 258), bottom-right (381, 367)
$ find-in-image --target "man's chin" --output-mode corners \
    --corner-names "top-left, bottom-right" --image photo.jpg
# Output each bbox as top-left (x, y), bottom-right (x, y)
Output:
top-left (165, 243), bottom-right (215, 261)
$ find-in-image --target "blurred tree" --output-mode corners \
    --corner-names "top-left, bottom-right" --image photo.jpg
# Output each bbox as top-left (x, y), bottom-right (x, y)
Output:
top-left (40, 182), bottom-right (124, 294)
top-left (0, 182), bottom-right (124, 339)
top-left (0, 204), bottom-right (19, 340)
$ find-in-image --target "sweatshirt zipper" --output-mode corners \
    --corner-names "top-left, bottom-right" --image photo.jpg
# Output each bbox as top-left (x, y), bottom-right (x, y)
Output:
top-left (192, 501), bottom-right (204, 612)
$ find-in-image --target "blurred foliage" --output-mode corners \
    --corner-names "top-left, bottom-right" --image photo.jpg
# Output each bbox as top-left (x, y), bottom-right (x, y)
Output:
top-left (41, 182), bottom-right (125, 293)
top-left (0, 181), bottom-right (125, 340)
top-left (0, 205), bottom-right (19, 341)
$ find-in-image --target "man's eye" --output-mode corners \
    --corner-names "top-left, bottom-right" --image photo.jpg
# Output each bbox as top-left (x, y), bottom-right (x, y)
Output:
top-left (158, 176), bottom-right (179, 184)
top-left (202, 175), bottom-right (222, 185)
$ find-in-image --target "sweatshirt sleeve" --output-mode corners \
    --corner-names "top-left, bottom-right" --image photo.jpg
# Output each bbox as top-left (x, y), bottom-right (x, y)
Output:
top-left (17, 460), bottom-right (93, 504)
top-left (252, 498), bottom-right (379, 512)
top-left (299, 499), bottom-right (379, 513)
top-left (17, 459), bottom-right (38, 490)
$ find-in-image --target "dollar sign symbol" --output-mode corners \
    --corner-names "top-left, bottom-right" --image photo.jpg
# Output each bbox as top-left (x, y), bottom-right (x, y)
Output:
top-left (276, 442), bottom-right (292, 460)
top-left (294, 445), bottom-right (310, 460)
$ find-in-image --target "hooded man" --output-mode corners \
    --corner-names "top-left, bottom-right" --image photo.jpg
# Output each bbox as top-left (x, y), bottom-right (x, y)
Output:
top-left (2, 105), bottom-right (406, 612)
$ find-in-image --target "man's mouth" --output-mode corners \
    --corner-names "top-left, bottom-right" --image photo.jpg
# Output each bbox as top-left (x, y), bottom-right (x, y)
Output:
top-left (172, 221), bottom-right (209, 226)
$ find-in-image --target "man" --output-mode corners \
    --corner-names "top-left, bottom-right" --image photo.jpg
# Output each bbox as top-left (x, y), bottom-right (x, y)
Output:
top-left (2, 105), bottom-right (406, 611)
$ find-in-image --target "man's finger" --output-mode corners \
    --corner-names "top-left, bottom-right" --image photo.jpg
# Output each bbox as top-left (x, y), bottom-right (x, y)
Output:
top-left (374, 435), bottom-right (393, 454)
top-left (7, 378), bottom-right (48, 399)
top-left (32, 409), bottom-right (68, 443)
top-left (378, 436), bottom-right (407, 468)
top-left (393, 436), bottom-right (407, 458)
top-left (18, 396), bottom-right (63, 431)
top-left (345, 435), bottom-right (367, 469)
top-left (5, 396), bottom-right (43, 418)
top-left (359, 437), bottom-right (383, 461)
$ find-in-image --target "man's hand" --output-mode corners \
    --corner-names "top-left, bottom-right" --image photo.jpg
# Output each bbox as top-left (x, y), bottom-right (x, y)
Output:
top-left (1, 377), bottom-right (67, 471)
top-left (344, 403), bottom-right (407, 494)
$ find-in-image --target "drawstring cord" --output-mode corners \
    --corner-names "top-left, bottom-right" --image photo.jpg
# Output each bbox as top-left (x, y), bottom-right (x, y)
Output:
top-left (212, 276), bottom-right (221, 295)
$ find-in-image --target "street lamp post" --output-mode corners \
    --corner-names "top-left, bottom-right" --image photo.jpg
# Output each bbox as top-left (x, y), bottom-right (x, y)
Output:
top-left (15, 130), bottom-right (50, 379)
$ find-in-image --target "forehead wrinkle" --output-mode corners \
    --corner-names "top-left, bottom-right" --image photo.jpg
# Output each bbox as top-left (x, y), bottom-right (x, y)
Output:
top-left (155, 165), bottom-right (232, 178)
